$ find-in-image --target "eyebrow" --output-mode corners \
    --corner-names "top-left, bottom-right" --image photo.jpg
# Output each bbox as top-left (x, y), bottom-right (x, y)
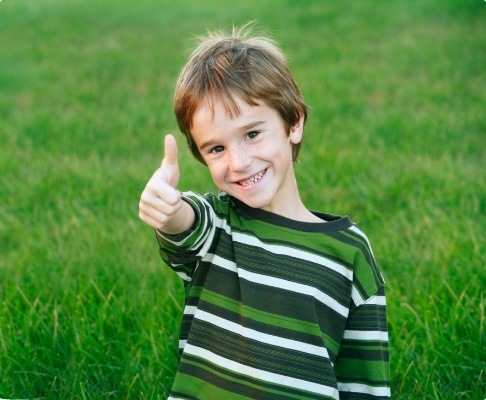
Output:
top-left (198, 120), bottom-right (265, 151)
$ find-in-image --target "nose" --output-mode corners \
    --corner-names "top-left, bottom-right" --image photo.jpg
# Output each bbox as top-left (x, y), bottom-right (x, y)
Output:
top-left (228, 147), bottom-right (251, 172)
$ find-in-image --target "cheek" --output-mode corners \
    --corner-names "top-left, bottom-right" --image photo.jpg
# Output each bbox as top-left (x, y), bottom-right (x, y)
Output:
top-left (253, 142), bottom-right (273, 156)
top-left (207, 163), bottom-right (225, 184)
top-left (263, 141), bottom-right (288, 159)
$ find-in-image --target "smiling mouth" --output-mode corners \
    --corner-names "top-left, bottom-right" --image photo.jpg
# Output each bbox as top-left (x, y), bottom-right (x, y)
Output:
top-left (238, 170), bottom-right (266, 187)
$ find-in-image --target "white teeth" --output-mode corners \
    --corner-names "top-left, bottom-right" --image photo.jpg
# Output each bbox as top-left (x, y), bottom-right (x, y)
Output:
top-left (240, 171), bottom-right (264, 187)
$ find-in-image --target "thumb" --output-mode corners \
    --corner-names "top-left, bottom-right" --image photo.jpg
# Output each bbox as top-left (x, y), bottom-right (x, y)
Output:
top-left (161, 134), bottom-right (180, 187)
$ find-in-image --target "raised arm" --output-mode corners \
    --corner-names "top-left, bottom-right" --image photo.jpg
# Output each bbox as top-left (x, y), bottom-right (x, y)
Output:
top-left (139, 134), bottom-right (195, 235)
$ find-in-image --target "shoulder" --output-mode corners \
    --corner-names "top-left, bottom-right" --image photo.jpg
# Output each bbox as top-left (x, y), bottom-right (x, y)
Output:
top-left (344, 224), bottom-right (386, 304)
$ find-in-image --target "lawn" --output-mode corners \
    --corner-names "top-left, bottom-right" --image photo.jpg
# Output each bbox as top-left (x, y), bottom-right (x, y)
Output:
top-left (0, 0), bottom-right (484, 398)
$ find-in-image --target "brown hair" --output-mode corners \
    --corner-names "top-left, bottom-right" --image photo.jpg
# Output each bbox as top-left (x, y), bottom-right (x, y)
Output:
top-left (174, 24), bottom-right (308, 164)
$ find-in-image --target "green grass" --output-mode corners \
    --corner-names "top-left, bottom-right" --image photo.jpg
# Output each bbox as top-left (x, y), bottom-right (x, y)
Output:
top-left (1, 0), bottom-right (484, 398)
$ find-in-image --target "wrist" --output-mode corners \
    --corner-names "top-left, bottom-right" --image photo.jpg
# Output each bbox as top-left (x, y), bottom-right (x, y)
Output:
top-left (158, 199), bottom-right (196, 235)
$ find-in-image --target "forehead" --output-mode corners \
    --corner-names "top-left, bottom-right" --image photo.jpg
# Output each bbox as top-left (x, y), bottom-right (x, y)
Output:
top-left (192, 95), bottom-right (263, 128)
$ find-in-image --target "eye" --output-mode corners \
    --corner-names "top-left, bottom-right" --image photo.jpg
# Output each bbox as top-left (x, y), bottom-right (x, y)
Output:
top-left (210, 145), bottom-right (225, 154)
top-left (246, 131), bottom-right (260, 140)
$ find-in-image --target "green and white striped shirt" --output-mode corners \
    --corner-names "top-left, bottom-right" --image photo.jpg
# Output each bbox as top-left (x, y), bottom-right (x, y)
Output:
top-left (157, 192), bottom-right (390, 399)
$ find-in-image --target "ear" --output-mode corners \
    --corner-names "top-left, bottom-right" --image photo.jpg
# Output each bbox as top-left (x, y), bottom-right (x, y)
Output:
top-left (289, 113), bottom-right (305, 145)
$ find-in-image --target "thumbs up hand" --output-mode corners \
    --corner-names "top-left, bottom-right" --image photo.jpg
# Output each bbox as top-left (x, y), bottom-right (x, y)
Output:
top-left (139, 134), bottom-right (195, 234)
top-left (161, 134), bottom-right (180, 189)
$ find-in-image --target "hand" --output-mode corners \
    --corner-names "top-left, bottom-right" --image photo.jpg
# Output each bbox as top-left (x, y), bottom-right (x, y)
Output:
top-left (139, 134), bottom-right (183, 232)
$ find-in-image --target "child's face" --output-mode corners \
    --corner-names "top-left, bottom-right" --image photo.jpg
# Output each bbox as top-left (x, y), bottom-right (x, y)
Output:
top-left (191, 96), bottom-right (304, 216)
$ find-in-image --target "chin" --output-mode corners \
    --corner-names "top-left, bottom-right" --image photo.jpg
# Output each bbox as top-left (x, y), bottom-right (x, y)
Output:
top-left (239, 195), bottom-right (273, 210)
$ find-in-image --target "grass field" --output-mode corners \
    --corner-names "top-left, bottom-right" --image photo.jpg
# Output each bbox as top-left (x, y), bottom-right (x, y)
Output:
top-left (1, 0), bottom-right (484, 398)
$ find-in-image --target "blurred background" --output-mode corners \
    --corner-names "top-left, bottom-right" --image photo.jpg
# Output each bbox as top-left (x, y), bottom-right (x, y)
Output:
top-left (1, 0), bottom-right (484, 398)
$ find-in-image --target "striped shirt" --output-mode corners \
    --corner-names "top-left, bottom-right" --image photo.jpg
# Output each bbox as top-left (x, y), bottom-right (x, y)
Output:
top-left (157, 192), bottom-right (390, 399)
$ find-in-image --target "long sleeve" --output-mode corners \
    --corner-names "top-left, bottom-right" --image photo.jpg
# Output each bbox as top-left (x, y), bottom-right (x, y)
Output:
top-left (156, 192), bottom-right (218, 282)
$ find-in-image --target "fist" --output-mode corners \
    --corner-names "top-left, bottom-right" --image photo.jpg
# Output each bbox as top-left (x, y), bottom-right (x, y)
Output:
top-left (139, 134), bottom-right (182, 231)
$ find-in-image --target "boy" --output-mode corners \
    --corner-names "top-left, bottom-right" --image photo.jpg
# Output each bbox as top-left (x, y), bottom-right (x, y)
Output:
top-left (139, 25), bottom-right (390, 399)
